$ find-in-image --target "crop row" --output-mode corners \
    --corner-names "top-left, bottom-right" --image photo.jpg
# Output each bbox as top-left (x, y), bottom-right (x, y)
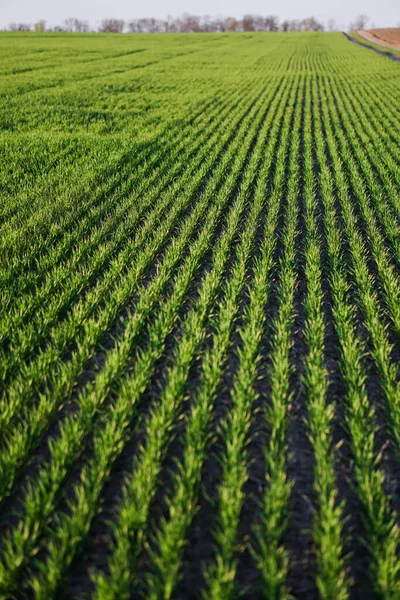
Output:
top-left (0, 31), bottom-right (399, 599)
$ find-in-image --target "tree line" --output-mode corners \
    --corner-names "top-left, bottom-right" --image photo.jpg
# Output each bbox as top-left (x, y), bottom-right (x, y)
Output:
top-left (8, 13), bottom-right (371, 34)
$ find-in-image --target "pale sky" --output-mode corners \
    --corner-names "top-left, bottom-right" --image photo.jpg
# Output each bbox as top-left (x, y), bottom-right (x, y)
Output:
top-left (0, 0), bottom-right (399, 30)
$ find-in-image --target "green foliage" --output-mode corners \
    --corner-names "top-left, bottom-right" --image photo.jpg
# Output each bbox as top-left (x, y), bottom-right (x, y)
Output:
top-left (0, 31), bottom-right (399, 600)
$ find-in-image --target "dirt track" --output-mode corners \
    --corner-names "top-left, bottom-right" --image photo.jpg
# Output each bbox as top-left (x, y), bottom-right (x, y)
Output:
top-left (344, 32), bottom-right (400, 63)
top-left (358, 28), bottom-right (400, 51)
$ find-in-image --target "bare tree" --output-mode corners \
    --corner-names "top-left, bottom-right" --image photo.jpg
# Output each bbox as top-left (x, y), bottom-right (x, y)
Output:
top-left (128, 20), bottom-right (142, 32)
top-left (180, 14), bottom-right (202, 32)
top-left (163, 15), bottom-right (177, 32)
top-left (225, 17), bottom-right (240, 32)
top-left (350, 14), bottom-right (369, 30)
top-left (241, 15), bottom-right (256, 31)
top-left (128, 18), bottom-right (163, 33)
top-left (286, 19), bottom-right (300, 31)
top-left (201, 16), bottom-right (215, 33)
top-left (253, 15), bottom-right (268, 31)
top-left (264, 16), bottom-right (279, 31)
top-left (63, 18), bottom-right (89, 32)
top-left (300, 17), bottom-right (324, 32)
top-left (13, 13), bottom-right (333, 35)
top-left (63, 18), bottom-right (75, 31)
top-left (76, 20), bottom-right (89, 32)
top-left (9, 22), bottom-right (31, 31)
top-left (279, 17), bottom-right (324, 32)
top-left (99, 19), bottom-right (125, 33)
top-left (327, 18), bottom-right (337, 32)
top-left (214, 17), bottom-right (238, 32)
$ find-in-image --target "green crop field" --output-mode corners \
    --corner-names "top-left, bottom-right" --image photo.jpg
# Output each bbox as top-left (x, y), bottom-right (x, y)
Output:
top-left (0, 30), bottom-right (399, 599)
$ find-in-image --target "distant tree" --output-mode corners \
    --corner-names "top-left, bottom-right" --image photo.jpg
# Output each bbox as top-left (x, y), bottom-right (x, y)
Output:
top-left (264, 16), bottom-right (279, 31)
top-left (241, 14), bottom-right (256, 31)
top-left (327, 18), bottom-right (337, 31)
top-left (34, 20), bottom-right (46, 32)
top-left (350, 14), bottom-right (369, 30)
top-left (63, 18), bottom-right (75, 31)
top-left (179, 13), bottom-right (202, 32)
top-left (300, 17), bottom-right (324, 32)
top-left (287, 19), bottom-right (300, 31)
top-left (225, 17), bottom-right (240, 32)
top-left (99, 19), bottom-right (124, 33)
top-left (252, 15), bottom-right (268, 31)
top-left (163, 15), bottom-right (178, 32)
top-left (127, 19), bottom-right (142, 32)
top-left (202, 15), bottom-right (214, 32)
top-left (76, 20), bottom-right (89, 32)
top-left (63, 18), bottom-right (89, 32)
top-left (148, 18), bottom-right (163, 32)
top-left (9, 22), bottom-right (31, 31)
top-left (201, 16), bottom-right (215, 32)
top-left (128, 18), bottom-right (163, 32)
top-left (214, 17), bottom-right (227, 32)
top-left (279, 17), bottom-right (324, 32)
top-left (214, 16), bottom-right (238, 32)
top-left (49, 13), bottom-right (334, 35)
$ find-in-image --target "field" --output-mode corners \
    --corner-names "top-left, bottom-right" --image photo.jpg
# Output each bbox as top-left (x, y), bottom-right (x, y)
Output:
top-left (354, 28), bottom-right (400, 56)
top-left (362, 28), bottom-right (400, 49)
top-left (0, 31), bottom-right (400, 599)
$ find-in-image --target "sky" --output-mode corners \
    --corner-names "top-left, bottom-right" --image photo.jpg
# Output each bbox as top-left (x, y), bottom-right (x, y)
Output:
top-left (0, 0), bottom-right (399, 30)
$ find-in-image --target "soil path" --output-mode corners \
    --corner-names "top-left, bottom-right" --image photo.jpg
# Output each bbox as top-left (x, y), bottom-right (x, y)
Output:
top-left (358, 29), bottom-right (400, 51)
top-left (343, 32), bottom-right (400, 63)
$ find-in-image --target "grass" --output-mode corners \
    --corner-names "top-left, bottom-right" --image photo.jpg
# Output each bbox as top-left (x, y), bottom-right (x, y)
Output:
top-left (0, 31), bottom-right (399, 599)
